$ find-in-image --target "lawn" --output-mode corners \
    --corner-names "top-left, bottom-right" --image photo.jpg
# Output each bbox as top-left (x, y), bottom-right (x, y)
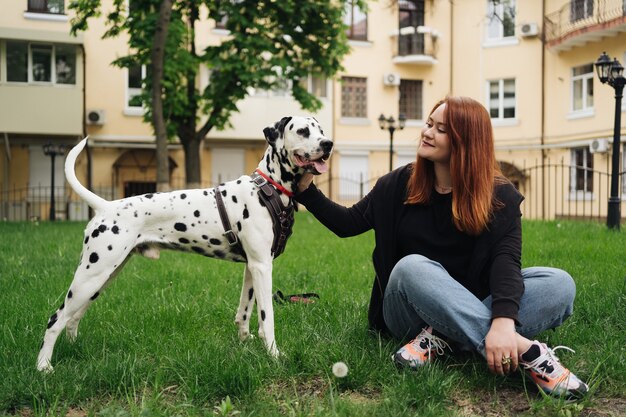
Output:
top-left (0, 214), bottom-right (624, 416)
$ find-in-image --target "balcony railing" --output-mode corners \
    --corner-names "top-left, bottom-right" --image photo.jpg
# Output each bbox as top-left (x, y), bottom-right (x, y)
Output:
top-left (390, 26), bottom-right (438, 65)
top-left (545, 0), bottom-right (626, 51)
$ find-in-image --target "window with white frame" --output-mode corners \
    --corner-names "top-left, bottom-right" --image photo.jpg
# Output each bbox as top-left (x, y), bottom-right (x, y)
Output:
top-left (127, 64), bottom-right (146, 108)
top-left (486, 0), bottom-right (516, 40)
top-left (570, 147), bottom-right (593, 196)
top-left (488, 78), bottom-right (516, 120)
top-left (571, 63), bottom-right (593, 113)
top-left (300, 75), bottom-right (328, 98)
top-left (5, 41), bottom-right (76, 84)
top-left (28, 0), bottom-right (65, 14)
top-left (344, 0), bottom-right (367, 41)
top-left (341, 76), bottom-right (367, 118)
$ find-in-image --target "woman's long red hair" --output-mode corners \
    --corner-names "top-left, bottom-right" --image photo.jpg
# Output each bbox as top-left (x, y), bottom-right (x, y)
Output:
top-left (405, 96), bottom-right (505, 235)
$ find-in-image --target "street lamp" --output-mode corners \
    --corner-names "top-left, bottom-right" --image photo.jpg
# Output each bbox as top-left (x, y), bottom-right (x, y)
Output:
top-left (378, 113), bottom-right (407, 172)
top-left (594, 51), bottom-right (626, 230)
top-left (42, 143), bottom-right (66, 221)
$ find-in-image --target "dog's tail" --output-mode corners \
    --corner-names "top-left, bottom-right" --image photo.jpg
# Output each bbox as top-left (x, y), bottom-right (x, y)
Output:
top-left (65, 137), bottom-right (108, 211)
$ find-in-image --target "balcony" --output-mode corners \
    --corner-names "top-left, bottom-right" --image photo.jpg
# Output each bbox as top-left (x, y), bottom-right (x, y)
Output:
top-left (389, 26), bottom-right (439, 66)
top-left (545, 0), bottom-right (626, 52)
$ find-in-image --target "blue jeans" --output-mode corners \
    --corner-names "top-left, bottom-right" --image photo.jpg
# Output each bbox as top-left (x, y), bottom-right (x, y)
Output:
top-left (382, 254), bottom-right (575, 356)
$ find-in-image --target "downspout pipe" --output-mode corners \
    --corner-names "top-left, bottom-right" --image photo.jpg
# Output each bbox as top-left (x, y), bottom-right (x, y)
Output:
top-left (80, 43), bottom-right (93, 218)
top-left (540, 0), bottom-right (546, 220)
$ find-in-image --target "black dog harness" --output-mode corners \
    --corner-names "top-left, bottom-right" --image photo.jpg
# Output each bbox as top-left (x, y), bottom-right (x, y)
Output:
top-left (214, 170), bottom-right (295, 259)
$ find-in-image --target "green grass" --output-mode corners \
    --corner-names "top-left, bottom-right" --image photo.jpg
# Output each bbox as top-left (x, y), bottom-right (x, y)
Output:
top-left (0, 214), bottom-right (624, 416)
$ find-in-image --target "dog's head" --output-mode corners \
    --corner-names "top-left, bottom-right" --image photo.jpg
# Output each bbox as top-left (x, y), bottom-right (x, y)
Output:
top-left (263, 116), bottom-right (333, 175)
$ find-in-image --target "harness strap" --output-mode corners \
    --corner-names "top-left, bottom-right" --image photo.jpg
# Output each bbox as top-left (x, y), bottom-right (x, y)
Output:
top-left (214, 187), bottom-right (243, 252)
top-left (251, 172), bottom-right (294, 258)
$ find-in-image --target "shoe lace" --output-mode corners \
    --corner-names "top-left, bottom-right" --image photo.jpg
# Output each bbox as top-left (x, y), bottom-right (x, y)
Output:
top-left (520, 344), bottom-right (575, 379)
top-left (410, 329), bottom-right (451, 356)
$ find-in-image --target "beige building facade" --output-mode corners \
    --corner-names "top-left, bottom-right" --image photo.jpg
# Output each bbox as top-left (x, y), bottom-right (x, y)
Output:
top-left (1, 0), bottom-right (625, 222)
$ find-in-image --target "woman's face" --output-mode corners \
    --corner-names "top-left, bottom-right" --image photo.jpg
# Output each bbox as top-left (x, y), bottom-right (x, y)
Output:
top-left (418, 103), bottom-right (451, 164)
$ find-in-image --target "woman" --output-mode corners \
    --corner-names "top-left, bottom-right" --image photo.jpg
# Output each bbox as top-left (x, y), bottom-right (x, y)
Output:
top-left (295, 96), bottom-right (587, 398)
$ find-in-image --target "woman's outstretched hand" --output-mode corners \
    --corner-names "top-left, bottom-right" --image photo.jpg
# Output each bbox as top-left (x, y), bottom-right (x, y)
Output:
top-left (297, 172), bottom-right (316, 194)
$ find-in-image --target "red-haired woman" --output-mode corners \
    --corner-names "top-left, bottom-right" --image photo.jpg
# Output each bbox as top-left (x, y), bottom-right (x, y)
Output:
top-left (295, 96), bottom-right (587, 398)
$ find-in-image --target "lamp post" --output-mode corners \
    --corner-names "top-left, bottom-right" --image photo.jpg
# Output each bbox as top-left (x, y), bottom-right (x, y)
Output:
top-left (378, 113), bottom-right (407, 172)
top-left (594, 51), bottom-right (626, 230)
top-left (42, 143), bottom-right (66, 221)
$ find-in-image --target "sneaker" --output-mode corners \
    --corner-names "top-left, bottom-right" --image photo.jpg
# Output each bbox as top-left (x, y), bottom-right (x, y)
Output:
top-left (392, 327), bottom-right (450, 369)
top-left (519, 341), bottom-right (589, 399)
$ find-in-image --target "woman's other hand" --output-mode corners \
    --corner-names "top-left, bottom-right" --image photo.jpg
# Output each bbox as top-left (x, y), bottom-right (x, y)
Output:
top-left (485, 317), bottom-right (518, 375)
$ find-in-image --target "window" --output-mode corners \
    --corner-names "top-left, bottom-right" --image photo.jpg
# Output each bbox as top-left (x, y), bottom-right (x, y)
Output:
top-left (127, 64), bottom-right (146, 108)
top-left (55, 45), bottom-right (76, 84)
top-left (311, 76), bottom-right (327, 98)
top-left (570, 0), bottom-right (593, 22)
top-left (399, 79), bottom-right (423, 120)
top-left (300, 75), bottom-right (328, 98)
top-left (488, 78), bottom-right (516, 119)
top-left (399, 0), bottom-right (425, 55)
top-left (341, 76), bottom-right (367, 118)
top-left (28, 0), bottom-right (64, 14)
top-left (32, 45), bottom-right (52, 82)
top-left (7, 41), bottom-right (28, 82)
top-left (572, 64), bottom-right (593, 112)
top-left (487, 0), bottom-right (516, 40)
top-left (344, 1), bottom-right (367, 40)
top-left (5, 41), bottom-right (76, 84)
top-left (570, 147), bottom-right (593, 195)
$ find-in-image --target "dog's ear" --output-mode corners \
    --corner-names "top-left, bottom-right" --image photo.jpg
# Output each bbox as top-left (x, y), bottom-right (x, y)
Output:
top-left (263, 126), bottom-right (279, 147)
top-left (264, 116), bottom-right (292, 147)
top-left (276, 116), bottom-right (292, 136)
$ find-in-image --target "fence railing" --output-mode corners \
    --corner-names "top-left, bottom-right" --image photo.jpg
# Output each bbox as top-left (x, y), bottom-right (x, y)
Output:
top-left (2, 162), bottom-right (625, 223)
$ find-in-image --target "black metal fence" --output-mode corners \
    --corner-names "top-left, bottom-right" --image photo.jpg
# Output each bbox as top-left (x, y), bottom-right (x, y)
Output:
top-left (2, 162), bottom-right (624, 223)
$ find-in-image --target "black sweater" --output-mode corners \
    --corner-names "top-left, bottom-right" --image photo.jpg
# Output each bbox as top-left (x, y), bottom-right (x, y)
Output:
top-left (295, 164), bottom-right (525, 333)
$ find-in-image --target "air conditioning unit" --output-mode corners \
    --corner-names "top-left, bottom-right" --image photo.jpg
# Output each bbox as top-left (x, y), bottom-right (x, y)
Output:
top-left (86, 109), bottom-right (105, 125)
top-left (589, 138), bottom-right (609, 153)
top-left (383, 72), bottom-right (401, 86)
top-left (520, 22), bottom-right (539, 37)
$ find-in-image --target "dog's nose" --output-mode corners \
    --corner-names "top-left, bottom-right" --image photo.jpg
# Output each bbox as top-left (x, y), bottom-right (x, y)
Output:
top-left (320, 140), bottom-right (333, 154)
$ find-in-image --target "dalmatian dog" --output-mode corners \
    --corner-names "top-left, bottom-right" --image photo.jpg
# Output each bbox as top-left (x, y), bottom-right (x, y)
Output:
top-left (36, 116), bottom-right (333, 372)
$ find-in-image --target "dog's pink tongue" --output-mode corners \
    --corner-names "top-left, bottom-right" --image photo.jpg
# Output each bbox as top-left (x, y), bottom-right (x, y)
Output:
top-left (313, 160), bottom-right (328, 173)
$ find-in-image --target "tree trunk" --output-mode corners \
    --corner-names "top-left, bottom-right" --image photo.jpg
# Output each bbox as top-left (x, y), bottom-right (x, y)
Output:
top-left (151, 0), bottom-right (173, 192)
top-left (183, 133), bottom-right (202, 189)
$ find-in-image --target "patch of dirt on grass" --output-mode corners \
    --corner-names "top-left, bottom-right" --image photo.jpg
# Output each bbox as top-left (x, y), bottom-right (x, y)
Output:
top-left (452, 388), bottom-right (531, 417)
top-left (451, 390), bottom-right (626, 417)
top-left (580, 397), bottom-right (626, 417)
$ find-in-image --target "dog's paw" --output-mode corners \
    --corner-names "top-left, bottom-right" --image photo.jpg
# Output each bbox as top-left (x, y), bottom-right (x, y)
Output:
top-left (238, 330), bottom-right (254, 341)
top-left (36, 360), bottom-right (54, 374)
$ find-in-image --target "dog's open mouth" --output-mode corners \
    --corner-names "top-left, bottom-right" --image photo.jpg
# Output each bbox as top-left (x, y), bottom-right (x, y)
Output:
top-left (294, 153), bottom-right (330, 175)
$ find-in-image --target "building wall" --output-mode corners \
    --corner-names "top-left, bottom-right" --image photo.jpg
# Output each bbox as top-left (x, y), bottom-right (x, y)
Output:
top-left (1, 0), bottom-right (625, 221)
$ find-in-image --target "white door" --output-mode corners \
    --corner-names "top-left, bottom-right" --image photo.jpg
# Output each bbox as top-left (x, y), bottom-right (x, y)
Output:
top-left (211, 148), bottom-right (245, 185)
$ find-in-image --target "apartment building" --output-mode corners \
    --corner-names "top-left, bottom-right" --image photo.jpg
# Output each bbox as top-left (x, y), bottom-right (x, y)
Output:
top-left (1, 0), bottom-right (625, 221)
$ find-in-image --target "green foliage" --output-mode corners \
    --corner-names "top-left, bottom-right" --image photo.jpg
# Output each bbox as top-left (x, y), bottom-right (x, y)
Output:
top-left (69, 0), bottom-right (362, 137)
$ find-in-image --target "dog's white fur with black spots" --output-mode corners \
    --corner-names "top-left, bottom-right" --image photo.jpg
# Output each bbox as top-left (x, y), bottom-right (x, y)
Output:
top-left (36, 116), bottom-right (333, 372)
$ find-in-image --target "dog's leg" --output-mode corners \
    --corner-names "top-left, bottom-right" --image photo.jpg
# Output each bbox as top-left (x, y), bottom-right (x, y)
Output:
top-left (65, 255), bottom-right (131, 341)
top-left (247, 260), bottom-right (279, 357)
top-left (235, 266), bottom-right (255, 341)
top-left (37, 245), bottom-right (133, 372)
